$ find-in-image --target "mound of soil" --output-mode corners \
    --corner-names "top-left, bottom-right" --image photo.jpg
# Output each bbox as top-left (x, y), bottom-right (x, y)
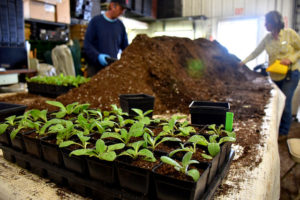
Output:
top-left (55, 34), bottom-right (271, 122)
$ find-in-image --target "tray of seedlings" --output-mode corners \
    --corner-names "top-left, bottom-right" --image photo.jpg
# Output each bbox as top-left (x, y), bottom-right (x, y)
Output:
top-left (0, 99), bottom-right (236, 200)
top-left (26, 74), bottom-right (90, 98)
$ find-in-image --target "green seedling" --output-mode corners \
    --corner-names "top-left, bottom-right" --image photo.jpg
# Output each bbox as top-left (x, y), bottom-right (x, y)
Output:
top-left (177, 120), bottom-right (196, 136)
top-left (160, 115), bottom-right (187, 136)
top-left (59, 131), bottom-right (90, 149)
top-left (29, 109), bottom-right (48, 122)
top-left (69, 139), bottom-right (125, 162)
top-left (160, 152), bottom-right (200, 182)
top-left (46, 101), bottom-right (90, 119)
top-left (119, 140), bottom-right (156, 162)
top-left (169, 143), bottom-right (197, 157)
top-left (131, 108), bottom-right (153, 125)
top-left (143, 133), bottom-right (181, 151)
top-left (110, 104), bottom-right (128, 116)
top-left (188, 134), bottom-right (236, 159)
top-left (101, 121), bottom-right (144, 146)
top-left (207, 124), bottom-right (236, 138)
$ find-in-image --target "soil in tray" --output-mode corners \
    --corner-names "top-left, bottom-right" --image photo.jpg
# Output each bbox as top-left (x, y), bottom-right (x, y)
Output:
top-left (155, 162), bottom-right (205, 182)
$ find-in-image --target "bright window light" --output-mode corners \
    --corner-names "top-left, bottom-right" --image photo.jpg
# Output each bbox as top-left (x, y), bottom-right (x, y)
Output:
top-left (217, 18), bottom-right (266, 69)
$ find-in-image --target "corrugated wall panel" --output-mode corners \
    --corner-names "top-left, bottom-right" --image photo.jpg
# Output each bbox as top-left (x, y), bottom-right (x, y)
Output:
top-left (244, 0), bottom-right (257, 16)
top-left (212, 0), bottom-right (223, 18)
top-left (222, 0), bottom-right (234, 17)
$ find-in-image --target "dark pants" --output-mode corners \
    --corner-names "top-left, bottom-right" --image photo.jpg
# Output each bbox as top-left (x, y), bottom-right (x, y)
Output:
top-left (274, 70), bottom-right (299, 135)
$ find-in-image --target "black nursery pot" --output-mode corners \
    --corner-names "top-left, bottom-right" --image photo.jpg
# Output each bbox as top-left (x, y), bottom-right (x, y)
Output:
top-left (61, 147), bottom-right (88, 175)
top-left (86, 157), bottom-right (116, 185)
top-left (116, 157), bottom-right (156, 195)
top-left (153, 162), bottom-right (210, 200)
top-left (119, 94), bottom-right (155, 117)
top-left (189, 101), bottom-right (229, 126)
top-left (0, 102), bottom-right (27, 122)
top-left (0, 131), bottom-right (11, 146)
top-left (10, 133), bottom-right (27, 152)
top-left (40, 135), bottom-right (63, 166)
top-left (217, 142), bottom-right (232, 171)
top-left (23, 132), bottom-right (43, 159)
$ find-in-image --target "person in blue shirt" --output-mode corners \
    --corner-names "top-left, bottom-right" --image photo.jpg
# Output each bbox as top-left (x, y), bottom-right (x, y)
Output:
top-left (84, 0), bottom-right (129, 77)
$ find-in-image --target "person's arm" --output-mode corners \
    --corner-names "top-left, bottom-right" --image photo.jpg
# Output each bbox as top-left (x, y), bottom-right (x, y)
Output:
top-left (120, 23), bottom-right (128, 51)
top-left (286, 29), bottom-right (300, 64)
top-left (241, 36), bottom-right (268, 65)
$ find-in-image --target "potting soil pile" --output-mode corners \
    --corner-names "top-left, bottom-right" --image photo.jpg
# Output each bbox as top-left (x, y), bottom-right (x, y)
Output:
top-left (0, 34), bottom-right (277, 198)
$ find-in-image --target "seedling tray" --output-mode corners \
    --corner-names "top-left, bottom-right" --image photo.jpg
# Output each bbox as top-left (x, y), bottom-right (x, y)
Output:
top-left (189, 101), bottom-right (230, 126)
top-left (119, 94), bottom-right (155, 117)
top-left (0, 102), bottom-right (27, 122)
top-left (0, 144), bottom-right (234, 200)
top-left (27, 82), bottom-right (75, 98)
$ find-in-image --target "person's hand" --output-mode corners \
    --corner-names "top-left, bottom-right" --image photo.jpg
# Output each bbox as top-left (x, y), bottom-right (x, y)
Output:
top-left (280, 58), bottom-right (292, 65)
top-left (98, 54), bottom-right (109, 66)
top-left (238, 62), bottom-right (245, 67)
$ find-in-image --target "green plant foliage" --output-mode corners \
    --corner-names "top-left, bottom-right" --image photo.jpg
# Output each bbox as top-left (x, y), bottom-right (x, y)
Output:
top-left (131, 108), bottom-right (153, 125)
top-left (143, 133), bottom-right (181, 151)
top-left (0, 124), bottom-right (9, 135)
top-left (46, 101), bottom-right (90, 119)
top-left (26, 74), bottom-right (90, 87)
top-left (69, 139), bottom-right (125, 161)
top-left (160, 152), bottom-right (200, 182)
top-left (101, 121), bottom-right (144, 145)
top-left (119, 140), bottom-right (156, 162)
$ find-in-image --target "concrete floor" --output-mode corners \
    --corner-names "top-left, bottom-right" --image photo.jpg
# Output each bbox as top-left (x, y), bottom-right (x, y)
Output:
top-left (279, 118), bottom-right (300, 200)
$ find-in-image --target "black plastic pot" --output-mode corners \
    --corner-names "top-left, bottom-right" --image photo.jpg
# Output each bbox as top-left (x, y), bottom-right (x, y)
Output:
top-left (0, 130), bottom-right (11, 146)
top-left (0, 102), bottom-right (27, 122)
top-left (23, 132), bottom-right (43, 159)
top-left (61, 147), bottom-right (88, 175)
top-left (189, 101), bottom-right (230, 125)
top-left (40, 135), bottom-right (63, 166)
top-left (119, 94), bottom-right (155, 117)
top-left (116, 157), bottom-right (157, 195)
top-left (86, 157), bottom-right (116, 185)
top-left (153, 162), bottom-right (210, 200)
top-left (2, 148), bottom-right (15, 162)
top-left (10, 133), bottom-right (26, 152)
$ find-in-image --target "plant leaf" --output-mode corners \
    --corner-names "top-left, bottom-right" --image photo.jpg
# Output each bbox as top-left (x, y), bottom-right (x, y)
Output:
top-left (139, 149), bottom-right (156, 162)
top-left (219, 136), bottom-right (236, 144)
top-left (182, 152), bottom-right (193, 166)
top-left (107, 143), bottom-right (125, 151)
top-left (100, 151), bottom-right (116, 161)
top-left (96, 139), bottom-right (106, 153)
top-left (187, 169), bottom-right (200, 182)
top-left (0, 124), bottom-right (9, 135)
top-left (59, 140), bottom-right (76, 148)
top-left (207, 143), bottom-right (220, 157)
top-left (70, 149), bottom-right (93, 156)
top-left (161, 156), bottom-right (181, 169)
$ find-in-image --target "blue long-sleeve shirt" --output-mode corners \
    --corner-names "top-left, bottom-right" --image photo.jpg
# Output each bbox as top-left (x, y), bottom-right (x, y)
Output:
top-left (83, 14), bottom-right (128, 69)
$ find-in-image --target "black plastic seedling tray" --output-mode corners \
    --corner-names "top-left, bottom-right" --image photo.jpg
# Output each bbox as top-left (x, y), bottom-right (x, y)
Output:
top-left (0, 144), bottom-right (234, 200)
top-left (27, 82), bottom-right (75, 98)
top-left (119, 94), bottom-right (155, 117)
top-left (189, 101), bottom-right (230, 126)
top-left (0, 102), bottom-right (27, 122)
